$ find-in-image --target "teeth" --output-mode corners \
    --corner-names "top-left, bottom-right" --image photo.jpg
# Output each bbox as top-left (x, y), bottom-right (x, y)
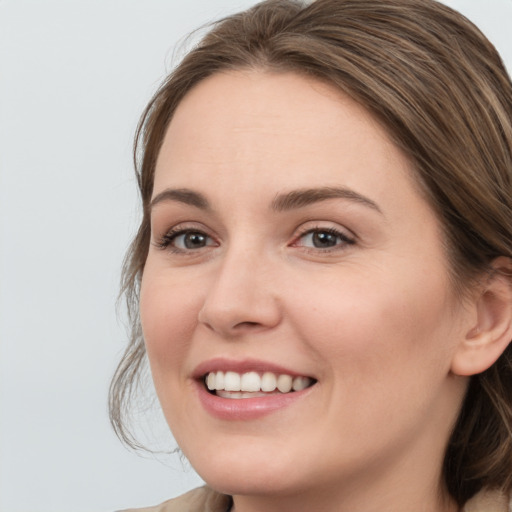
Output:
top-left (277, 374), bottom-right (292, 393)
top-left (205, 371), bottom-right (314, 394)
top-left (261, 372), bottom-right (277, 392)
top-left (224, 371), bottom-right (241, 391)
top-left (292, 376), bottom-right (310, 391)
top-left (240, 371), bottom-right (261, 392)
top-left (215, 371), bottom-right (225, 391)
top-left (206, 372), bottom-right (216, 390)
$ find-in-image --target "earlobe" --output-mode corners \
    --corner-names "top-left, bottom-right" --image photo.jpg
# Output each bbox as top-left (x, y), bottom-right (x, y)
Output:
top-left (451, 257), bottom-right (512, 377)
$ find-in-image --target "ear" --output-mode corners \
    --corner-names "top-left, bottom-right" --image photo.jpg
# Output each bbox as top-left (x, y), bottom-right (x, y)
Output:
top-left (451, 257), bottom-right (512, 377)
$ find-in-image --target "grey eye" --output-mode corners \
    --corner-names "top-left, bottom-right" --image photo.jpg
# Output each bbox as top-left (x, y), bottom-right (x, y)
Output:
top-left (173, 231), bottom-right (212, 249)
top-left (299, 230), bottom-right (347, 249)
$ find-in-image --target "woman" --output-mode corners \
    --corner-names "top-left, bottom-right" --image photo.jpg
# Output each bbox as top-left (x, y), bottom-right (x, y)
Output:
top-left (110, 0), bottom-right (512, 510)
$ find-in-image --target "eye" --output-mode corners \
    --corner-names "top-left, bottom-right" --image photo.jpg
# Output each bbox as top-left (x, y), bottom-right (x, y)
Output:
top-left (173, 231), bottom-right (213, 250)
top-left (294, 227), bottom-right (354, 250)
top-left (156, 228), bottom-right (217, 252)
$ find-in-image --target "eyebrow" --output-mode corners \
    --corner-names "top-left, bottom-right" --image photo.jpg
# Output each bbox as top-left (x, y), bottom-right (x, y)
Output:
top-left (150, 188), bottom-right (210, 210)
top-left (271, 186), bottom-right (382, 214)
top-left (149, 185), bottom-right (382, 214)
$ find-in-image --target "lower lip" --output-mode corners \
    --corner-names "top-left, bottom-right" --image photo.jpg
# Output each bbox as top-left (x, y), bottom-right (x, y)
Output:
top-left (195, 381), bottom-right (314, 420)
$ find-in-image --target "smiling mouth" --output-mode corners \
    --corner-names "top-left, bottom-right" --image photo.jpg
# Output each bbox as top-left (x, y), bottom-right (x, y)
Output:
top-left (204, 371), bottom-right (316, 399)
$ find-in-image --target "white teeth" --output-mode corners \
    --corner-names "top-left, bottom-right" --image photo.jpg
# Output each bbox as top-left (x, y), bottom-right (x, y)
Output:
top-left (214, 371), bottom-right (225, 391)
top-left (206, 372), bottom-right (216, 391)
top-left (261, 372), bottom-right (277, 392)
top-left (292, 376), bottom-right (309, 391)
top-left (277, 374), bottom-right (292, 393)
top-left (224, 371), bottom-right (241, 391)
top-left (240, 371), bottom-right (261, 392)
top-left (205, 371), bottom-right (314, 395)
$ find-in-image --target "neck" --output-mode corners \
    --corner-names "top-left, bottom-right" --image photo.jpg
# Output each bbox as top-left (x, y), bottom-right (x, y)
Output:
top-left (230, 477), bottom-right (459, 512)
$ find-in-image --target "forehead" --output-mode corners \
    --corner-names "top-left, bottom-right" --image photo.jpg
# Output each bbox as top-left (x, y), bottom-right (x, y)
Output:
top-left (154, 70), bottom-right (415, 208)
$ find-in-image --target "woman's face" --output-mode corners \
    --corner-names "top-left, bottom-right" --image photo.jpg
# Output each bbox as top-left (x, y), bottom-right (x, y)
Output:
top-left (141, 71), bottom-right (470, 507)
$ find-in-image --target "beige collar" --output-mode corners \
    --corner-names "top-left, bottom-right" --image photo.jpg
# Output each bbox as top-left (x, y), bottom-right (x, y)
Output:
top-left (463, 489), bottom-right (510, 512)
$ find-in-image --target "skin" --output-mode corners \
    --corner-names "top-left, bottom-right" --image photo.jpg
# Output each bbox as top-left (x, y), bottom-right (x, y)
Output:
top-left (140, 70), bottom-right (474, 512)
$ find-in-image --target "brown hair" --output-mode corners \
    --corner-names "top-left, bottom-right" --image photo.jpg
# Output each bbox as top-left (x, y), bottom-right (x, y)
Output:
top-left (109, 0), bottom-right (512, 505)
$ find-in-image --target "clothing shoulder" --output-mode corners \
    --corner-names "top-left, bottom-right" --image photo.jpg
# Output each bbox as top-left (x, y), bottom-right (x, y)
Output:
top-left (119, 485), bottom-right (512, 512)
top-left (118, 486), bottom-right (231, 512)
top-left (463, 488), bottom-right (511, 512)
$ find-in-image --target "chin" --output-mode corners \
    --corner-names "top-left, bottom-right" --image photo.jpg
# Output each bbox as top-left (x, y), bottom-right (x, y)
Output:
top-left (200, 465), bottom-right (301, 498)
top-left (182, 440), bottom-right (308, 497)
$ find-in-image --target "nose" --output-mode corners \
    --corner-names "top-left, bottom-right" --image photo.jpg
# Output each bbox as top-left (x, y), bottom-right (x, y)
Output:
top-left (197, 248), bottom-right (282, 338)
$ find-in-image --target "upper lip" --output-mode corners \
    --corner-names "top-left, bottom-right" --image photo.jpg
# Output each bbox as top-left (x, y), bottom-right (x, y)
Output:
top-left (192, 357), bottom-right (315, 380)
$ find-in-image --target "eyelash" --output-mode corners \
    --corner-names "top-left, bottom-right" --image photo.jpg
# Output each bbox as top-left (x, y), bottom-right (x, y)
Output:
top-left (154, 225), bottom-right (355, 254)
top-left (154, 226), bottom-right (216, 253)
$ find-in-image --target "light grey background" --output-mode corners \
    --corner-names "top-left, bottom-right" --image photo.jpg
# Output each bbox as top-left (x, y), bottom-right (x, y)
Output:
top-left (1, 1), bottom-right (511, 511)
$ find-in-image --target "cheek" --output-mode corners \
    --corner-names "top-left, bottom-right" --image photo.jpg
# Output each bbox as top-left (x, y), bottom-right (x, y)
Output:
top-left (286, 267), bottom-right (460, 448)
top-left (287, 261), bottom-right (456, 384)
top-left (139, 268), bottom-right (200, 380)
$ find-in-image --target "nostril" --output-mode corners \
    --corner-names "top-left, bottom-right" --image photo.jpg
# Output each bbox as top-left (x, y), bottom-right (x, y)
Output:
top-left (197, 291), bottom-right (281, 335)
top-left (232, 321), bottom-right (265, 332)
